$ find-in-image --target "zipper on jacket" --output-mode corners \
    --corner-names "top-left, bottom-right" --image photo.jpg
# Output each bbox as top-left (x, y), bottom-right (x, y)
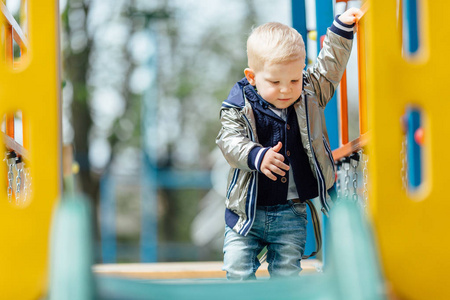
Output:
top-left (241, 91), bottom-right (256, 143)
top-left (226, 169), bottom-right (240, 199)
top-left (304, 95), bottom-right (330, 213)
top-left (323, 135), bottom-right (336, 172)
top-left (239, 91), bottom-right (259, 236)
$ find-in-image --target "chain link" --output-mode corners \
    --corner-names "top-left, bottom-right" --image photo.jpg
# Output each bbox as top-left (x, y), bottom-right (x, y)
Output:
top-left (7, 166), bottom-right (14, 200)
top-left (343, 160), bottom-right (350, 200)
top-left (336, 163), bottom-right (342, 200)
top-left (6, 152), bottom-right (17, 201)
top-left (3, 152), bottom-right (31, 204)
top-left (362, 150), bottom-right (369, 212)
top-left (335, 151), bottom-right (369, 211)
top-left (351, 154), bottom-right (359, 202)
top-left (15, 157), bottom-right (23, 203)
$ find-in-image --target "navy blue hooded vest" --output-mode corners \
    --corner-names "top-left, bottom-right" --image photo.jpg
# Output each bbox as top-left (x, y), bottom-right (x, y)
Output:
top-left (244, 83), bottom-right (318, 206)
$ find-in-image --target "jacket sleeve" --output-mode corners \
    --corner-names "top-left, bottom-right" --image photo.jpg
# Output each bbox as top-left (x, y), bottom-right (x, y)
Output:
top-left (216, 107), bottom-right (266, 171)
top-left (304, 15), bottom-right (354, 107)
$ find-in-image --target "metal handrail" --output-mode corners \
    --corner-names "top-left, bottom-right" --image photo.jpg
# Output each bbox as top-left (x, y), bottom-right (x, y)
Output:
top-left (1, 2), bottom-right (29, 157)
top-left (332, 132), bottom-right (369, 161)
top-left (0, 2), bottom-right (29, 49)
top-left (3, 134), bottom-right (29, 160)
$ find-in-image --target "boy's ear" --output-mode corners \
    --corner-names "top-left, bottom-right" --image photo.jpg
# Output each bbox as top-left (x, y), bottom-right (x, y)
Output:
top-left (244, 68), bottom-right (256, 85)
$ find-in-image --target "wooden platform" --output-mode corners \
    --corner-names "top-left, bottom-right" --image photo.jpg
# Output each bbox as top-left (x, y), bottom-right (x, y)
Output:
top-left (93, 260), bottom-right (322, 280)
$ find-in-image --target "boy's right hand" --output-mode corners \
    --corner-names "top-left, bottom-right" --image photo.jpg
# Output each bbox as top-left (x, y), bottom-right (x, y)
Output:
top-left (260, 142), bottom-right (290, 181)
top-left (339, 7), bottom-right (363, 25)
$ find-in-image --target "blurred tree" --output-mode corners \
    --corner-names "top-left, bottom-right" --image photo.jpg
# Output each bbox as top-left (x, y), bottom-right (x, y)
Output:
top-left (154, 0), bottom-right (259, 259)
top-left (61, 0), bottom-right (94, 197)
top-left (60, 0), bottom-right (171, 211)
top-left (61, 0), bottom-right (287, 261)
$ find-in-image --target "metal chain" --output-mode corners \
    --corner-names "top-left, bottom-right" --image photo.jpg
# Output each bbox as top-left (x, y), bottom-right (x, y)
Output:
top-left (362, 150), bottom-right (369, 212)
top-left (7, 166), bottom-right (13, 200)
top-left (15, 157), bottom-right (23, 203)
top-left (23, 166), bottom-right (31, 203)
top-left (343, 160), bottom-right (350, 200)
top-left (6, 152), bottom-right (16, 201)
top-left (1, 152), bottom-right (31, 204)
top-left (23, 165), bottom-right (28, 203)
top-left (336, 163), bottom-right (342, 200)
top-left (351, 154), bottom-right (359, 202)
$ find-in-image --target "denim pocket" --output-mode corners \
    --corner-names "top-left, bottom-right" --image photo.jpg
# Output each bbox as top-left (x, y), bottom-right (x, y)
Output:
top-left (289, 202), bottom-right (307, 216)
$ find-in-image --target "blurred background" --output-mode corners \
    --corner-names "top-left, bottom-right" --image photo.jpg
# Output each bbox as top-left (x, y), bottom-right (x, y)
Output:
top-left (4, 0), bottom-right (360, 264)
top-left (58, 0), bottom-right (294, 264)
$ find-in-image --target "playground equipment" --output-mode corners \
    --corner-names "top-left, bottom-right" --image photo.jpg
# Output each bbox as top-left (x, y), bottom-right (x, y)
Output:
top-left (365, 0), bottom-right (450, 299)
top-left (2, 0), bottom-right (449, 299)
top-left (0, 1), bottom-right (61, 299)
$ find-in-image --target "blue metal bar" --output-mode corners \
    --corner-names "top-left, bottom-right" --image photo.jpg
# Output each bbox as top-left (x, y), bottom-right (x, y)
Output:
top-left (291, 0), bottom-right (316, 259)
top-left (314, 0), bottom-right (335, 268)
top-left (291, 0), bottom-right (336, 261)
top-left (403, 0), bottom-right (419, 54)
top-left (291, 0), bottom-right (308, 52)
top-left (100, 173), bottom-right (117, 263)
top-left (141, 29), bottom-right (159, 262)
top-left (406, 108), bottom-right (422, 188)
top-left (157, 170), bottom-right (211, 189)
top-left (141, 154), bottom-right (158, 262)
top-left (316, 0), bottom-right (339, 150)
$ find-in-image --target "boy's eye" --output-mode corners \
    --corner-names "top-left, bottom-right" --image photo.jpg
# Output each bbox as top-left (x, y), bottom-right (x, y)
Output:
top-left (291, 80), bottom-right (299, 83)
top-left (271, 81), bottom-right (279, 84)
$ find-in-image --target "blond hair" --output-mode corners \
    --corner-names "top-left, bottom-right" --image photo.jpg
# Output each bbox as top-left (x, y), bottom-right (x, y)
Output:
top-left (247, 22), bottom-right (306, 71)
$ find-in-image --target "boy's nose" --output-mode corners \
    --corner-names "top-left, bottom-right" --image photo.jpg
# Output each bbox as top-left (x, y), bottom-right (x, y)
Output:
top-left (280, 86), bottom-right (290, 93)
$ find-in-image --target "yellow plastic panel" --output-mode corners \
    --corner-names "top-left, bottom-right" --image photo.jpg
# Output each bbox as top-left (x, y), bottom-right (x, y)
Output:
top-left (0, 1), bottom-right (61, 299)
top-left (366, 1), bottom-right (450, 299)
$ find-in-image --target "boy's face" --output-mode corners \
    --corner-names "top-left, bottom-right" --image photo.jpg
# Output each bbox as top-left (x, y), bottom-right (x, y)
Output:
top-left (244, 59), bottom-right (305, 109)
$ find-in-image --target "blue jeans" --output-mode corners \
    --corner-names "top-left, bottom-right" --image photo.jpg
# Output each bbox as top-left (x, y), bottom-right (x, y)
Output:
top-left (223, 201), bottom-right (308, 280)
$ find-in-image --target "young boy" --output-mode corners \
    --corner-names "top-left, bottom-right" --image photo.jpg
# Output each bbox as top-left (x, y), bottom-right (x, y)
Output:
top-left (216, 8), bottom-right (362, 280)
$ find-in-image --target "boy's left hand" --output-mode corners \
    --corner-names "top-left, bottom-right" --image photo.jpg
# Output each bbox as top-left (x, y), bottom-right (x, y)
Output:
top-left (339, 7), bottom-right (363, 25)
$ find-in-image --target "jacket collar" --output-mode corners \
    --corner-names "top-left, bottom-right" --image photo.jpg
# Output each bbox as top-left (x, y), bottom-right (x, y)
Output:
top-left (221, 77), bottom-right (248, 109)
top-left (222, 77), bottom-right (303, 112)
top-left (244, 84), bottom-right (277, 109)
top-left (221, 77), bottom-right (276, 110)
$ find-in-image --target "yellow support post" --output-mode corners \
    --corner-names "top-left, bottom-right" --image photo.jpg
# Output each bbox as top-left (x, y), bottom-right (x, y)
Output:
top-left (367, 1), bottom-right (450, 299)
top-left (0, 1), bottom-right (61, 299)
